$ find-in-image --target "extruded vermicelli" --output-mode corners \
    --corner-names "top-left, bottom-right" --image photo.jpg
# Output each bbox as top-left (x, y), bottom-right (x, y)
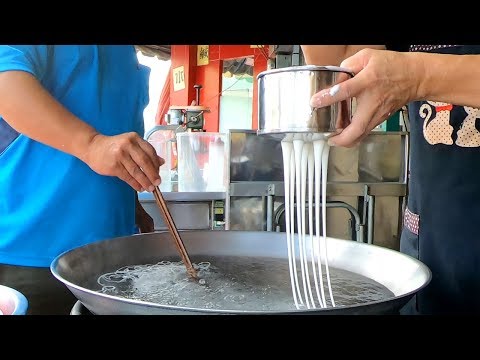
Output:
top-left (293, 138), bottom-right (312, 309)
top-left (313, 138), bottom-right (327, 308)
top-left (322, 144), bottom-right (335, 307)
top-left (281, 138), bottom-right (301, 309)
top-left (300, 139), bottom-right (315, 308)
top-left (281, 133), bottom-right (335, 309)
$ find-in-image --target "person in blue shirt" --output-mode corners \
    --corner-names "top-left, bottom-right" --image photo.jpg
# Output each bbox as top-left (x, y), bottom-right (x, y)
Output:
top-left (302, 45), bottom-right (480, 314)
top-left (0, 45), bottom-right (164, 314)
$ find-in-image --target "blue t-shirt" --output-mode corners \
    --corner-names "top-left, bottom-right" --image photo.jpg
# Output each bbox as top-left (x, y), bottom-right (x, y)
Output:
top-left (0, 45), bottom-right (150, 267)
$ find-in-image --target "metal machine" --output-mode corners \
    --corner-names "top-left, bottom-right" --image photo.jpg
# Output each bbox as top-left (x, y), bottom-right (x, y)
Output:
top-left (166, 84), bottom-right (209, 131)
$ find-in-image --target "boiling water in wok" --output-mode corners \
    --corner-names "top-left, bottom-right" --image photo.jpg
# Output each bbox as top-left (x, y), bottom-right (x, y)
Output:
top-left (96, 256), bottom-right (394, 312)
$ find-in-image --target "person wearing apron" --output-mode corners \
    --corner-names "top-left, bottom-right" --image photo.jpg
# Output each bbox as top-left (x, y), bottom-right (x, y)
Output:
top-left (302, 44), bottom-right (480, 314)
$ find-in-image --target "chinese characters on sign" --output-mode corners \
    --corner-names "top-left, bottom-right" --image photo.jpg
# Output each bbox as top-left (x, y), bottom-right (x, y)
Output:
top-left (197, 45), bottom-right (209, 66)
top-left (173, 66), bottom-right (185, 91)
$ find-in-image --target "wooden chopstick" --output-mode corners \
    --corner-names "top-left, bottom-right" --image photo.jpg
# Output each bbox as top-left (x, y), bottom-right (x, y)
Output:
top-left (152, 186), bottom-right (198, 279)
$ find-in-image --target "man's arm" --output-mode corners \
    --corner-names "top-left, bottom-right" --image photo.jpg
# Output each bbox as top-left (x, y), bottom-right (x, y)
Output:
top-left (0, 57), bottom-right (162, 192)
top-left (302, 45), bottom-right (480, 107)
top-left (0, 71), bottom-right (99, 161)
top-left (411, 52), bottom-right (480, 108)
top-left (305, 47), bottom-right (480, 147)
top-left (301, 45), bottom-right (386, 66)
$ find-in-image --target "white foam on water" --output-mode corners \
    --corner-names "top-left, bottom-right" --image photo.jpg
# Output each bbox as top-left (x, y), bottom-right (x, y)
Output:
top-left (96, 257), bottom-right (394, 311)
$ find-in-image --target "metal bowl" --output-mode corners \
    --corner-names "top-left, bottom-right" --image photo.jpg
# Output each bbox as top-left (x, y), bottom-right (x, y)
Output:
top-left (0, 284), bottom-right (28, 315)
top-left (257, 65), bottom-right (354, 139)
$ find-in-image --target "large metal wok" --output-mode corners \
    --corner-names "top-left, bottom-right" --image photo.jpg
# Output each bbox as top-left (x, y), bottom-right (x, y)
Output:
top-left (50, 230), bottom-right (431, 315)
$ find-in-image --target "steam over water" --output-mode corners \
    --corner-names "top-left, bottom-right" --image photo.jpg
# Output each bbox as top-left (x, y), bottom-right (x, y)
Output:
top-left (96, 256), bottom-right (394, 312)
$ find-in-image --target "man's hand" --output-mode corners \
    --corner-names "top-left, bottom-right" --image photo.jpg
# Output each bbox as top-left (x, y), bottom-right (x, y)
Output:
top-left (309, 48), bottom-right (423, 147)
top-left (81, 132), bottom-right (165, 192)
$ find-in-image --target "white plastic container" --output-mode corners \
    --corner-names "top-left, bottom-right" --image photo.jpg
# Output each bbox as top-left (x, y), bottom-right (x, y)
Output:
top-left (147, 130), bottom-right (176, 192)
top-left (177, 132), bottom-right (228, 192)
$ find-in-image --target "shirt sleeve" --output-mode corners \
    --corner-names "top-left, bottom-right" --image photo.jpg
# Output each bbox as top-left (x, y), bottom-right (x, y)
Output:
top-left (0, 45), bottom-right (50, 79)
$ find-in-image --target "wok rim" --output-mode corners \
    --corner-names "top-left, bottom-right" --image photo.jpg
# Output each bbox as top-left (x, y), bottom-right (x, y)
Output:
top-left (50, 231), bottom-right (432, 315)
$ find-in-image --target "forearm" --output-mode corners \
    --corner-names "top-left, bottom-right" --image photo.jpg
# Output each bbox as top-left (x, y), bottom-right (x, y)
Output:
top-left (413, 52), bottom-right (480, 108)
top-left (301, 45), bottom-right (386, 66)
top-left (0, 71), bottom-right (99, 161)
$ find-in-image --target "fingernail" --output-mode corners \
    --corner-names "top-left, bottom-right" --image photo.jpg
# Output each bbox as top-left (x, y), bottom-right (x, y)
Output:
top-left (139, 188), bottom-right (144, 192)
top-left (327, 138), bottom-right (336, 147)
top-left (148, 185), bottom-right (155, 192)
top-left (329, 84), bottom-right (340, 96)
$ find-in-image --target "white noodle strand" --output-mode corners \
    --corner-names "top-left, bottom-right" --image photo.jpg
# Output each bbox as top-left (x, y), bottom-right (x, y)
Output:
top-left (300, 137), bottom-right (316, 308)
top-left (307, 141), bottom-right (324, 308)
top-left (293, 138), bottom-right (311, 309)
top-left (290, 145), bottom-right (304, 305)
top-left (322, 144), bottom-right (335, 307)
top-left (313, 139), bottom-right (327, 308)
top-left (281, 138), bottom-right (301, 309)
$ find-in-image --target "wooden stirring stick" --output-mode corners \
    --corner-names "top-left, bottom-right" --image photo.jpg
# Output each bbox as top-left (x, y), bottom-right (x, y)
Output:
top-left (152, 186), bottom-right (199, 279)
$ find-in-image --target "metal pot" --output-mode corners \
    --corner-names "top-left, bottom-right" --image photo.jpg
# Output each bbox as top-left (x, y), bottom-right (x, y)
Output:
top-left (257, 65), bottom-right (354, 138)
top-left (50, 231), bottom-right (431, 315)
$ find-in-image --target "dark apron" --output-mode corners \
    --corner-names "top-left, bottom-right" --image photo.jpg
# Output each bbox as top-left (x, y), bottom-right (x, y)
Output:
top-left (400, 45), bottom-right (480, 314)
